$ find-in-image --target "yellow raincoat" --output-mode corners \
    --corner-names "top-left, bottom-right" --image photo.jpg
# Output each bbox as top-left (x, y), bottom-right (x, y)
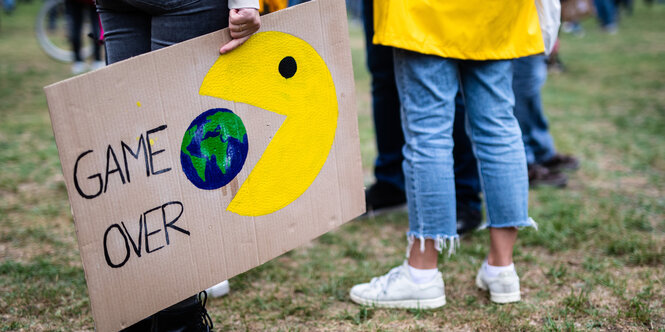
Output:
top-left (260, 0), bottom-right (287, 14)
top-left (373, 0), bottom-right (545, 60)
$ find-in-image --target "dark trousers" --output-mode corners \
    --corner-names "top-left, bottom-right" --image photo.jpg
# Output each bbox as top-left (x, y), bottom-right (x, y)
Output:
top-left (97, 0), bottom-right (229, 65)
top-left (513, 55), bottom-right (557, 165)
top-left (452, 94), bottom-right (482, 211)
top-left (362, 0), bottom-right (404, 192)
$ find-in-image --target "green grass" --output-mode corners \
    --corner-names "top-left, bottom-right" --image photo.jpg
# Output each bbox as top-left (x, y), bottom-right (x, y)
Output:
top-left (2, 2), bottom-right (665, 331)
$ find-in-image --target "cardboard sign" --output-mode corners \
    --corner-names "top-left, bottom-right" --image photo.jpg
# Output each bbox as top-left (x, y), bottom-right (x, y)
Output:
top-left (44, 0), bottom-right (364, 330)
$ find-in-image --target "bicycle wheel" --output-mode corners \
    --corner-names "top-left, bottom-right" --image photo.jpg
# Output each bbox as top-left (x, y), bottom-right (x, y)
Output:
top-left (35, 0), bottom-right (94, 63)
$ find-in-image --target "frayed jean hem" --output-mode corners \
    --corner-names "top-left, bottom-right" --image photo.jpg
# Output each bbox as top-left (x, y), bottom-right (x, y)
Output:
top-left (478, 217), bottom-right (538, 231)
top-left (405, 233), bottom-right (460, 257)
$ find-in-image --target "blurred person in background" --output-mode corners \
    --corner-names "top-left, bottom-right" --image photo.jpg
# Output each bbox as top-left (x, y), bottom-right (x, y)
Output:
top-left (615, 0), bottom-right (634, 16)
top-left (66, 0), bottom-right (104, 74)
top-left (513, 55), bottom-right (580, 188)
top-left (594, 0), bottom-right (619, 33)
top-left (560, 0), bottom-right (594, 37)
top-left (3, 0), bottom-right (15, 14)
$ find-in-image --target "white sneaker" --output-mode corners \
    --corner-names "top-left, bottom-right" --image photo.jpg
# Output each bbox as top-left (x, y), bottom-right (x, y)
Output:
top-left (475, 265), bottom-right (521, 303)
top-left (90, 61), bottom-right (106, 71)
top-left (71, 61), bottom-right (87, 75)
top-left (349, 261), bottom-right (446, 309)
top-left (205, 280), bottom-right (230, 298)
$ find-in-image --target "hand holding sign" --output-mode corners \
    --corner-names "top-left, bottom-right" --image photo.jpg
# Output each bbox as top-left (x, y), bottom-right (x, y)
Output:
top-left (221, 8), bottom-right (261, 54)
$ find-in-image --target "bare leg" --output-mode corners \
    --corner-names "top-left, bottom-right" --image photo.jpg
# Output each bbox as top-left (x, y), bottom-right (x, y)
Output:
top-left (408, 238), bottom-right (438, 269)
top-left (487, 227), bottom-right (518, 266)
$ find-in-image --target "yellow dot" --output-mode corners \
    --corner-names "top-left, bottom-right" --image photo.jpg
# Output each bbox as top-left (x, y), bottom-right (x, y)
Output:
top-left (136, 101), bottom-right (142, 107)
top-left (136, 136), bottom-right (140, 141)
top-left (149, 139), bottom-right (155, 146)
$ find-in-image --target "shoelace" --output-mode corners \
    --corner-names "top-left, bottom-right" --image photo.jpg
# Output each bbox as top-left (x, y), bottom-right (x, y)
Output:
top-left (369, 266), bottom-right (402, 292)
top-left (198, 291), bottom-right (214, 330)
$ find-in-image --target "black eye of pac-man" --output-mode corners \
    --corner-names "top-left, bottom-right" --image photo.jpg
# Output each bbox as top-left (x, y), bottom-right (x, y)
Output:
top-left (279, 56), bottom-right (297, 79)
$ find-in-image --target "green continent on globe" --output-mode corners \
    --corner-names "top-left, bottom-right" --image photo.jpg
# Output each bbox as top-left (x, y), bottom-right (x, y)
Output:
top-left (181, 125), bottom-right (207, 181)
top-left (180, 112), bottom-right (248, 182)
top-left (202, 112), bottom-right (246, 144)
top-left (200, 136), bottom-right (229, 176)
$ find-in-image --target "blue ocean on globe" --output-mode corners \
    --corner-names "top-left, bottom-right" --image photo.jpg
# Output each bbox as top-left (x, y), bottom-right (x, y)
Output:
top-left (180, 108), bottom-right (249, 190)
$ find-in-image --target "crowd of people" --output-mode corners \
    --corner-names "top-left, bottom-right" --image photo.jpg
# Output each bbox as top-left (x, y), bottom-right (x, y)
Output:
top-left (17, 0), bottom-right (638, 74)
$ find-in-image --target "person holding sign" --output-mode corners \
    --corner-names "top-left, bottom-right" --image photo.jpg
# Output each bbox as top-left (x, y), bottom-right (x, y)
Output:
top-left (96, 0), bottom-right (260, 330)
top-left (350, 1), bottom-right (542, 308)
top-left (98, 0), bottom-right (261, 64)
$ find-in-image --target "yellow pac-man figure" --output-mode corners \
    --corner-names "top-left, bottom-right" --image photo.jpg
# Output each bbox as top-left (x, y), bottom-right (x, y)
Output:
top-left (200, 31), bottom-right (338, 217)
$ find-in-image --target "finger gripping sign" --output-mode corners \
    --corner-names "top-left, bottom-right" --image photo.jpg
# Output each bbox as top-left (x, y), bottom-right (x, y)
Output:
top-left (44, 1), bottom-right (364, 330)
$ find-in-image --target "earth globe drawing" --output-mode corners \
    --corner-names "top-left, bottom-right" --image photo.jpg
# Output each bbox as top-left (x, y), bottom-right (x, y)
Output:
top-left (180, 108), bottom-right (249, 190)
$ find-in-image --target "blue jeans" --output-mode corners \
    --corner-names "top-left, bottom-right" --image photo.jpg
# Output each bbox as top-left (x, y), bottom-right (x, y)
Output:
top-left (393, 49), bottom-right (533, 247)
top-left (361, 0), bottom-right (481, 209)
top-left (594, 0), bottom-right (617, 27)
top-left (97, 0), bottom-right (229, 65)
top-left (513, 55), bottom-right (556, 165)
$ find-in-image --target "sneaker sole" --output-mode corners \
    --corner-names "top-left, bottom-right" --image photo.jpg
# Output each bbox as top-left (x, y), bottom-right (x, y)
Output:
top-left (476, 274), bottom-right (521, 304)
top-left (349, 293), bottom-right (446, 309)
top-left (488, 291), bottom-right (521, 304)
top-left (206, 280), bottom-right (230, 298)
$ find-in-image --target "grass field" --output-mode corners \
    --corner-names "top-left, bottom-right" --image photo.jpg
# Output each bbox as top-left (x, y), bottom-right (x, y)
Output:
top-left (1, 2), bottom-right (664, 331)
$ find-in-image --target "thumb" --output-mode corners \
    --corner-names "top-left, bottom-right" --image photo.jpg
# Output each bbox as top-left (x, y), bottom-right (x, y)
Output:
top-left (220, 36), bottom-right (250, 54)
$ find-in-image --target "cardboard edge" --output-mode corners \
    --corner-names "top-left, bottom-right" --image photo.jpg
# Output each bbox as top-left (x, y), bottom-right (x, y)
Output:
top-left (42, 87), bottom-right (100, 330)
top-left (44, 26), bottom-right (232, 91)
top-left (321, 0), bottom-right (366, 221)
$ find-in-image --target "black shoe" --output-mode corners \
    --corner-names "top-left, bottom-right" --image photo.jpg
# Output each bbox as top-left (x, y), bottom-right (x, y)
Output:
top-left (364, 181), bottom-right (406, 215)
top-left (456, 205), bottom-right (482, 235)
top-left (528, 164), bottom-right (568, 188)
top-left (541, 153), bottom-right (580, 172)
top-left (122, 292), bottom-right (213, 332)
top-left (152, 292), bottom-right (213, 332)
